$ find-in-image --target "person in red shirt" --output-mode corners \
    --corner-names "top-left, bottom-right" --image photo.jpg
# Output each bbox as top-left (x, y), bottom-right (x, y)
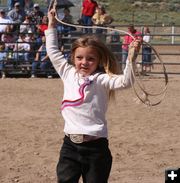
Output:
top-left (36, 15), bottom-right (48, 37)
top-left (36, 15), bottom-right (48, 48)
top-left (81, 0), bottom-right (98, 33)
top-left (122, 24), bottom-right (142, 69)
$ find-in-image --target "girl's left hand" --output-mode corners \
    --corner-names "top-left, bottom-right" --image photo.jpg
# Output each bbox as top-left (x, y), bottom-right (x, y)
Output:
top-left (128, 39), bottom-right (142, 62)
top-left (130, 39), bottom-right (142, 52)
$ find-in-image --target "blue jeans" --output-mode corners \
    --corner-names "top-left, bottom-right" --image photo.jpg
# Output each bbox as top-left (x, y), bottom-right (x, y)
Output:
top-left (122, 49), bottom-right (128, 70)
top-left (0, 61), bottom-right (4, 71)
top-left (40, 61), bottom-right (52, 76)
top-left (57, 136), bottom-right (112, 183)
top-left (31, 61), bottom-right (52, 76)
top-left (82, 15), bottom-right (93, 34)
top-left (142, 47), bottom-right (152, 65)
top-left (31, 61), bottom-right (40, 75)
top-left (13, 53), bottom-right (30, 63)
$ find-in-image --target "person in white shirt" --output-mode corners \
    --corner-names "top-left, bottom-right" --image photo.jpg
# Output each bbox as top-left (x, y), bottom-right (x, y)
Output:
top-left (20, 15), bottom-right (35, 33)
top-left (45, 9), bottom-right (141, 183)
top-left (0, 9), bottom-right (13, 33)
top-left (142, 26), bottom-right (152, 73)
top-left (13, 33), bottom-right (31, 63)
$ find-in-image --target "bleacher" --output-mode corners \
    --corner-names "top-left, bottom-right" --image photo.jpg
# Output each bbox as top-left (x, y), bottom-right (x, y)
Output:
top-left (0, 26), bottom-right (123, 78)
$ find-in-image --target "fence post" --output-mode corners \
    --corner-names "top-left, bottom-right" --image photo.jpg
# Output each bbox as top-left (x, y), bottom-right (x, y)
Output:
top-left (171, 26), bottom-right (175, 44)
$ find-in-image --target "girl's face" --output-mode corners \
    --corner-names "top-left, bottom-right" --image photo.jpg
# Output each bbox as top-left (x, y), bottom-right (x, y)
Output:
top-left (74, 47), bottom-right (99, 77)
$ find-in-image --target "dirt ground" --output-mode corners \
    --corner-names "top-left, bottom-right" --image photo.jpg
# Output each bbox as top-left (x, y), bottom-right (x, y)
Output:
top-left (0, 47), bottom-right (180, 183)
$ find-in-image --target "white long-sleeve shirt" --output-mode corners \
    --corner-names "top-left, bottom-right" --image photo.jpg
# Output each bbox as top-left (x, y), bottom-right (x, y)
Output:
top-left (45, 28), bottom-right (134, 138)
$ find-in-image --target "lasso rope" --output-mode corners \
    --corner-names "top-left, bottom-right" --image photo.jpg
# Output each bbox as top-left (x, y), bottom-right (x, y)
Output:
top-left (128, 43), bottom-right (168, 106)
top-left (48, 0), bottom-right (168, 106)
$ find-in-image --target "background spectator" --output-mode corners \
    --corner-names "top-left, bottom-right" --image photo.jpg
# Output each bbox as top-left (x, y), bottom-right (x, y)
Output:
top-left (1, 26), bottom-right (16, 59)
top-left (7, 2), bottom-right (26, 31)
top-left (0, 42), bottom-right (7, 79)
top-left (28, 3), bottom-right (44, 24)
top-left (31, 36), bottom-right (52, 78)
top-left (25, 29), bottom-right (39, 60)
top-left (0, 9), bottom-right (13, 34)
top-left (121, 24), bottom-right (142, 69)
top-left (106, 26), bottom-right (120, 43)
top-left (81, 0), bottom-right (98, 33)
top-left (20, 15), bottom-right (35, 33)
top-left (142, 26), bottom-right (152, 73)
top-left (36, 15), bottom-right (48, 37)
top-left (92, 5), bottom-right (113, 34)
top-left (13, 33), bottom-right (31, 63)
top-left (57, 8), bottom-right (76, 34)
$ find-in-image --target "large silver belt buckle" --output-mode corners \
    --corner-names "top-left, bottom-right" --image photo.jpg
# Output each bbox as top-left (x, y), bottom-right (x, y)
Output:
top-left (69, 134), bottom-right (84, 144)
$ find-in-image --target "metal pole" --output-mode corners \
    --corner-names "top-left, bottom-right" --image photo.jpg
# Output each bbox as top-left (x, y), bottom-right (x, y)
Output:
top-left (171, 26), bottom-right (175, 44)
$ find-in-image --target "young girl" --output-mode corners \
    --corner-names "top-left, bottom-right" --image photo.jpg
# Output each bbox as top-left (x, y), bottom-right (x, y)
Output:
top-left (45, 9), bottom-right (140, 183)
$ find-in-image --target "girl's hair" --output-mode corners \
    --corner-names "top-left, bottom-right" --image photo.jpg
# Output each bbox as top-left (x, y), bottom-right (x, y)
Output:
top-left (70, 35), bottom-right (120, 99)
top-left (70, 35), bottom-right (120, 75)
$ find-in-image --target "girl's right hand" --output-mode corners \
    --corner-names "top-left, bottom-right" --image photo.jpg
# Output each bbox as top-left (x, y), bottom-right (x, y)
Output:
top-left (48, 9), bottom-right (57, 29)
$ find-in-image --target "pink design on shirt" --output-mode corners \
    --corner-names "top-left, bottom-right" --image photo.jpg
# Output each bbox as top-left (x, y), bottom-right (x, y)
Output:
top-left (61, 78), bottom-right (92, 110)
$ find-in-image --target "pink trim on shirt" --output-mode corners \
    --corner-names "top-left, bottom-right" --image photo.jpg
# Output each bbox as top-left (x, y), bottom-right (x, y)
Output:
top-left (61, 78), bottom-right (92, 110)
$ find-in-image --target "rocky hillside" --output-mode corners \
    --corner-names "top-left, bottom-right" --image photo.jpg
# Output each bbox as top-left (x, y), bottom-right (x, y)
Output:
top-left (101, 0), bottom-right (180, 12)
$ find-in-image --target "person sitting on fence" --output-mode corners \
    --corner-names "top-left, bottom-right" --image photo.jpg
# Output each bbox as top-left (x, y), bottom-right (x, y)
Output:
top-left (31, 36), bottom-right (52, 78)
top-left (0, 42), bottom-right (7, 79)
top-left (7, 2), bottom-right (26, 32)
top-left (13, 33), bottom-right (31, 63)
top-left (92, 5), bottom-right (114, 34)
top-left (28, 3), bottom-right (44, 24)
